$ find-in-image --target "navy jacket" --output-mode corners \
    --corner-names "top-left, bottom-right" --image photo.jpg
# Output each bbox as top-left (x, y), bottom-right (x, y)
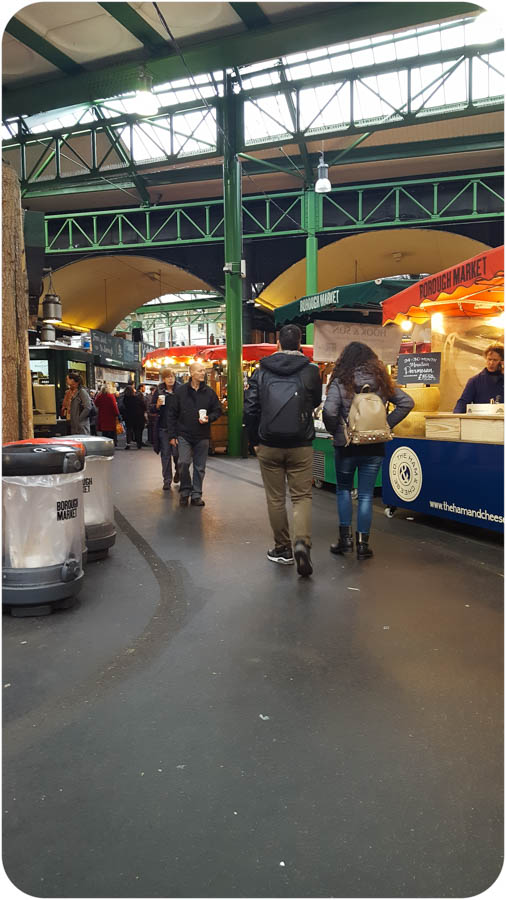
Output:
top-left (453, 368), bottom-right (504, 412)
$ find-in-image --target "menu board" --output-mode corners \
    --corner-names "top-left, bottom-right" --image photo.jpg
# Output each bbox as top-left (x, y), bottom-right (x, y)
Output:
top-left (397, 352), bottom-right (441, 384)
top-left (91, 330), bottom-right (139, 366)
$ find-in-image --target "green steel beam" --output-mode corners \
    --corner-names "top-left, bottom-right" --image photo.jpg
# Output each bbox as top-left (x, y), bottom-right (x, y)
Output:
top-left (5, 39), bottom-right (502, 200)
top-left (238, 152), bottom-right (303, 180)
top-left (5, 18), bottom-right (84, 75)
top-left (304, 189), bottom-right (319, 295)
top-left (45, 172), bottom-right (504, 255)
top-left (42, 171), bottom-right (503, 256)
top-left (136, 300), bottom-right (223, 314)
top-left (93, 106), bottom-right (151, 205)
top-left (98, 3), bottom-right (169, 52)
top-left (18, 132), bottom-right (503, 199)
top-left (2, 3), bottom-right (481, 118)
top-left (229, 3), bottom-right (270, 28)
top-left (223, 75), bottom-right (243, 457)
top-left (279, 65), bottom-right (313, 186)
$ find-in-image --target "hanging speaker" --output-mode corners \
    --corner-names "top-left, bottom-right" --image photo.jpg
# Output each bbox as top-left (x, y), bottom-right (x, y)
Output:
top-left (132, 327), bottom-right (143, 342)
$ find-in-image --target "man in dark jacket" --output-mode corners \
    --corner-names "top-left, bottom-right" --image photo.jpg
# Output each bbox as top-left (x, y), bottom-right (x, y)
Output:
top-left (243, 324), bottom-right (322, 577)
top-left (453, 343), bottom-right (503, 412)
top-left (167, 363), bottom-right (222, 507)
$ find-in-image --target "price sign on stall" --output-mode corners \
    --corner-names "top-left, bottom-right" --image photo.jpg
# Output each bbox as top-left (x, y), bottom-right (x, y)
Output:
top-left (397, 352), bottom-right (441, 384)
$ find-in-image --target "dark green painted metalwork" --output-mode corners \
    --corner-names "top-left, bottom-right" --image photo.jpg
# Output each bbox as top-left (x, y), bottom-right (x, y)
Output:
top-left (2, 3), bottom-right (480, 118)
top-left (15, 133), bottom-right (504, 200)
top-left (223, 76), bottom-right (243, 457)
top-left (5, 18), bottom-right (84, 75)
top-left (93, 106), bottom-right (151, 204)
top-left (4, 40), bottom-right (502, 200)
top-left (304, 190), bottom-right (319, 295)
top-left (43, 172), bottom-right (503, 255)
top-left (135, 299), bottom-right (223, 315)
top-left (99, 3), bottom-right (169, 52)
top-left (230, 2), bottom-right (270, 28)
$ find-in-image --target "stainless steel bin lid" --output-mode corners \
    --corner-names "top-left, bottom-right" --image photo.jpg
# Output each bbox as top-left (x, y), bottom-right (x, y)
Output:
top-left (67, 434), bottom-right (115, 457)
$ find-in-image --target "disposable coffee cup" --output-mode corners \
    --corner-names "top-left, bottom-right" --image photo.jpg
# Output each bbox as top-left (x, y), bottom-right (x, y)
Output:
top-left (199, 408), bottom-right (207, 419)
top-left (159, 394), bottom-right (165, 405)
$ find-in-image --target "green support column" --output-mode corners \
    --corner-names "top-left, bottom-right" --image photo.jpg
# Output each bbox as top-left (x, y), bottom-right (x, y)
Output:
top-left (223, 76), bottom-right (243, 457)
top-left (304, 188), bottom-right (319, 345)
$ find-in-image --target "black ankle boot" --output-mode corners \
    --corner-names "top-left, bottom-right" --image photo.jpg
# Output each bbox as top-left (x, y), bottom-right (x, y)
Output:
top-left (330, 526), bottom-right (354, 555)
top-left (356, 532), bottom-right (373, 560)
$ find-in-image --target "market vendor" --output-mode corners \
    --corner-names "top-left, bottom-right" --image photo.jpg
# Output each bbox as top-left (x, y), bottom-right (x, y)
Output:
top-left (453, 343), bottom-right (504, 412)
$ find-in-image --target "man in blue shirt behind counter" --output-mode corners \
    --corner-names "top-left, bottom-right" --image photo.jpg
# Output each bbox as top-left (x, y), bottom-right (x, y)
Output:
top-left (453, 343), bottom-right (504, 412)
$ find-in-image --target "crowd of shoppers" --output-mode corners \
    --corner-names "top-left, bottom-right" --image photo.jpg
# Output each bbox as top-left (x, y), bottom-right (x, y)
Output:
top-left (89, 332), bottom-right (416, 578)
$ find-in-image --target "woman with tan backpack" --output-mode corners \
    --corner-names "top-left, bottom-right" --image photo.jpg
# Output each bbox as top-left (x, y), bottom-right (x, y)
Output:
top-left (323, 342), bottom-right (414, 560)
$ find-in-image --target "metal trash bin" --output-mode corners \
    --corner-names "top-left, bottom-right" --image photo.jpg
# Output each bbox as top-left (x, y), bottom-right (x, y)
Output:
top-left (68, 434), bottom-right (116, 560)
top-left (2, 440), bottom-right (86, 616)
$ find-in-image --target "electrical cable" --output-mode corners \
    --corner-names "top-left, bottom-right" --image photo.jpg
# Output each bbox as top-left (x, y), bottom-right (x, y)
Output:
top-left (152, 2), bottom-right (306, 231)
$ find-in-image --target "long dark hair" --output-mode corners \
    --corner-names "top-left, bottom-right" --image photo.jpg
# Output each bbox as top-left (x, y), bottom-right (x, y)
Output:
top-left (329, 341), bottom-right (395, 398)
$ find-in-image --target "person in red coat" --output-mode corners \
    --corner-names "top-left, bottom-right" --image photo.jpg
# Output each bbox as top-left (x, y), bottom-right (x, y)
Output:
top-left (94, 384), bottom-right (120, 445)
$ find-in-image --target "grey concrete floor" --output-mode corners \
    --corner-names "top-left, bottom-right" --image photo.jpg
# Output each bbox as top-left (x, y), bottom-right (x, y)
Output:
top-left (2, 446), bottom-right (504, 899)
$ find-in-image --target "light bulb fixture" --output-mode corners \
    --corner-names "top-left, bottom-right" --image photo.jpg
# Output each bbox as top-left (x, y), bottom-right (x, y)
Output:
top-left (134, 69), bottom-right (159, 117)
top-left (314, 154), bottom-right (331, 194)
top-left (400, 319), bottom-right (413, 332)
top-left (42, 270), bottom-right (62, 323)
top-left (431, 312), bottom-right (445, 334)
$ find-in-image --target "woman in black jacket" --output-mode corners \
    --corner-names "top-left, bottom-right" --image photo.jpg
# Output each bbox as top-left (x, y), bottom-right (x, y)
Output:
top-left (151, 367), bottom-right (180, 490)
top-left (122, 385), bottom-right (146, 450)
top-left (323, 342), bottom-right (414, 560)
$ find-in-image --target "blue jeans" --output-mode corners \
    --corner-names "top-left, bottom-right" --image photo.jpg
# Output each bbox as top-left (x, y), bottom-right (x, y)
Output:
top-left (334, 449), bottom-right (383, 534)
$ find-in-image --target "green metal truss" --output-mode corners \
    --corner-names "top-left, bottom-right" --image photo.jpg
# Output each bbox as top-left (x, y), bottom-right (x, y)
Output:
top-left (3, 3), bottom-right (480, 119)
top-left (4, 40), bottom-right (502, 200)
top-left (44, 171), bottom-right (503, 255)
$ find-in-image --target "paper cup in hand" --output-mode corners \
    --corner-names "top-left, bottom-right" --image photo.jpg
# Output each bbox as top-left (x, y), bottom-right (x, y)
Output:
top-left (199, 408), bottom-right (207, 420)
top-left (159, 394), bottom-right (165, 405)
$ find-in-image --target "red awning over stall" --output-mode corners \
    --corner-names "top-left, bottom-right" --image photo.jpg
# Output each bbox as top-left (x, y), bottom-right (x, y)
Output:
top-left (200, 343), bottom-right (314, 362)
top-left (382, 246), bottom-right (504, 325)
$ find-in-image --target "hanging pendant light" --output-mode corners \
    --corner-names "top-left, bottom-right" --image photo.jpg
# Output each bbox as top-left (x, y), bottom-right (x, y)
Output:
top-left (42, 270), bottom-right (62, 323)
top-left (134, 68), bottom-right (159, 117)
top-left (41, 322), bottom-right (56, 342)
top-left (314, 153), bottom-right (331, 193)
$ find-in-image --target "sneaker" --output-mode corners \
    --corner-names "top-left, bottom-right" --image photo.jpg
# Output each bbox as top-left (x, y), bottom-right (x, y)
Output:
top-left (190, 498), bottom-right (205, 506)
top-left (267, 546), bottom-right (294, 565)
top-left (163, 482), bottom-right (171, 491)
top-left (294, 541), bottom-right (313, 577)
top-left (173, 468), bottom-right (180, 484)
top-left (179, 495), bottom-right (189, 506)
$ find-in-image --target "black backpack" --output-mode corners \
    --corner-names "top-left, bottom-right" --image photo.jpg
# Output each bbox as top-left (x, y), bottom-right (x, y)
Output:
top-left (259, 370), bottom-right (308, 441)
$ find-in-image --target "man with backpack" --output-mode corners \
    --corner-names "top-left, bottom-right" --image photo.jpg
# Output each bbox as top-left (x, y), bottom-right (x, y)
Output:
top-left (244, 324), bottom-right (322, 577)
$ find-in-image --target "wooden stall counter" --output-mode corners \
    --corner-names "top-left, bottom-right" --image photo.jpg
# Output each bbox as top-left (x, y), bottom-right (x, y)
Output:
top-left (425, 412), bottom-right (504, 444)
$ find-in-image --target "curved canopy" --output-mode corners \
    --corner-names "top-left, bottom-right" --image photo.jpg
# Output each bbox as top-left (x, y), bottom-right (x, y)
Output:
top-left (382, 246), bottom-right (504, 325)
top-left (274, 278), bottom-right (420, 327)
top-left (261, 230), bottom-right (490, 310)
top-left (40, 255), bottom-right (214, 331)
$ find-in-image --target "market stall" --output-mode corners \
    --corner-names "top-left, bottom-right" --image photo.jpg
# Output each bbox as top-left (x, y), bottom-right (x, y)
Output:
top-left (30, 344), bottom-right (94, 438)
top-left (275, 278), bottom-right (415, 487)
top-left (206, 344), bottom-right (315, 452)
top-left (381, 246), bottom-right (504, 530)
top-left (142, 343), bottom-right (314, 453)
